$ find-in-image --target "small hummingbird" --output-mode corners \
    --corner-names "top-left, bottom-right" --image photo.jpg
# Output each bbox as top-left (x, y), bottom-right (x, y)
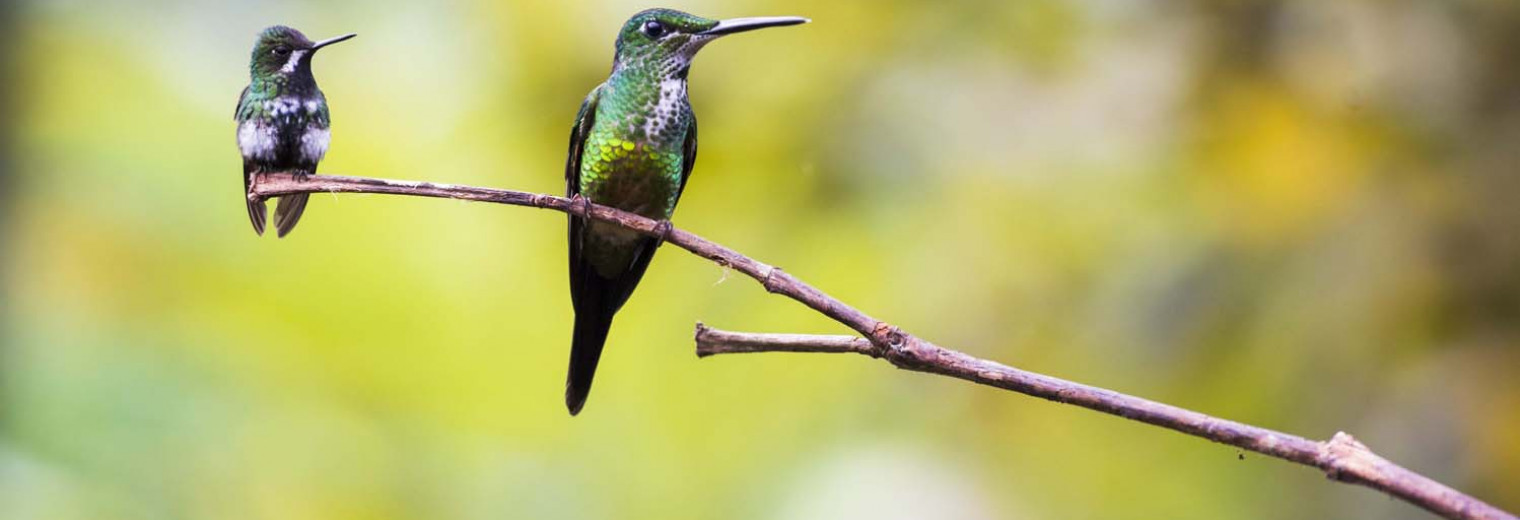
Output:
top-left (236, 26), bottom-right (355, 237)
top-left (563, 9), bottom-right (808, 415)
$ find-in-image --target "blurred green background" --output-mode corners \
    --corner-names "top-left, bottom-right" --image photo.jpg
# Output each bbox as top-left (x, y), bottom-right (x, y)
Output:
top-left (3, 1), bottom-right (1517, 519)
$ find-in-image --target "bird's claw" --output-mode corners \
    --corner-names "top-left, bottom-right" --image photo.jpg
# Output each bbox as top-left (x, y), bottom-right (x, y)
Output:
top-left (653, 219), bottom-right (674, 245)
top-left (570, 194), bottom-right (593, 220)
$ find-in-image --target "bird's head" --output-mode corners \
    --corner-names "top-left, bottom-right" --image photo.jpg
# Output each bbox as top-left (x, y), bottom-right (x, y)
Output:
top-left (611, 9), bottom-right (807, 78)
top-left (248, 26), bottom-right (355, 82)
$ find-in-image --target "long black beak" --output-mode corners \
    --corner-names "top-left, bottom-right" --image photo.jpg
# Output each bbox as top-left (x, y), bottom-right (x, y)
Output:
top-left (311, 33), bottom-right (357, 51)
top-left (699, 16), bottom-right (809, 36)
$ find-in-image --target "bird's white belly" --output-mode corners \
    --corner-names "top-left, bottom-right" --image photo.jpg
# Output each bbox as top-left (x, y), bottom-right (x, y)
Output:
top-left (236, 120), bottom-right (330, 164)
top-left (300, 126), bottom-right (330, 163)
top-left (237, 120), bottom-right (278, 161)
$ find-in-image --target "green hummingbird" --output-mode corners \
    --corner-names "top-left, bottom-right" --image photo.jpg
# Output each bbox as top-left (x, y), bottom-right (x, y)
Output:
top-left (563, 9), bottom-right (808, 415)
top-left (236, 26), bottom-right (355, 237)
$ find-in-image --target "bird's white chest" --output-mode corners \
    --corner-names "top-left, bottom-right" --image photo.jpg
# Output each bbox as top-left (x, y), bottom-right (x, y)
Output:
top-left (237, 98), bottom-right (330, 163)
top-left (264, 97), bottom-right (324, 120)
top-left (236, 119), bottom-right (280, 160)
top-left (640, 78), bottom-right (688, 140)
top-left (298, 125), bottom-right (331, 163)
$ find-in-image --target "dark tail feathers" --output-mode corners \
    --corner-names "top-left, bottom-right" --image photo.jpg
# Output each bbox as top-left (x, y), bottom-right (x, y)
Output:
top-left (566, 303), bottom-right (615, 416)
top-left (247, 199), bottom-right (267, 236)
top-left (273, 193), bottom-right (309, 238)
top-left (564, 232), bottom-right (660, 416)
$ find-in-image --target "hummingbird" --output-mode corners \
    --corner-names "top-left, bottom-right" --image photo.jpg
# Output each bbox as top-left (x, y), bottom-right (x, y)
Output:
top-left (236, 26), bottom-right (355, 237)
top-left (563, 9), bottom-right (808, 415)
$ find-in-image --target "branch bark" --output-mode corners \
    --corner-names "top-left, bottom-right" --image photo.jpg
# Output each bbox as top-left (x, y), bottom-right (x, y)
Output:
top-left (252, 172), bottom-right (1516, 520)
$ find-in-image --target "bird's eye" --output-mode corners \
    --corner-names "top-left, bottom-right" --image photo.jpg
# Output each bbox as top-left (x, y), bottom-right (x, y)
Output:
top-left (641, 20), bottom-right (666, 38)
top-left (272, 46), bottom-right (291, 56)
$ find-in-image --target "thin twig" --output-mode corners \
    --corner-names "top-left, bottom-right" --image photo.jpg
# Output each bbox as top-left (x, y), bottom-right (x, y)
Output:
top-left (694, 324), bottom-right (874, 356)
top-left (694, 327), bottom-right (1511, 520)
top-left (252, 172), bottom-right (1516, 520)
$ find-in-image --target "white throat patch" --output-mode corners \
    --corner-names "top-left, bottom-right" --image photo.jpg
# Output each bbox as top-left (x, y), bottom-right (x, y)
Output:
top-left (280, 50), bottom-right (308, 74)
top-left (642, 77), bottom-right (688, 139)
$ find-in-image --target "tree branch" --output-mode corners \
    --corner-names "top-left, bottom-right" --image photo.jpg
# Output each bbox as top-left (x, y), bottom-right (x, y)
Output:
top-left (695, 326), bottom-right (1512, 520)
top-left (252, 172), bottom-right (1516, 520)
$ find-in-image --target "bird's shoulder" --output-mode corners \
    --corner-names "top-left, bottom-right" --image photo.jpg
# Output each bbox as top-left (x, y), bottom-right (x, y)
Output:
top-left (567, 84), bottom-right (606, 195)
top-left (234, 85), bottom-right (253, 121)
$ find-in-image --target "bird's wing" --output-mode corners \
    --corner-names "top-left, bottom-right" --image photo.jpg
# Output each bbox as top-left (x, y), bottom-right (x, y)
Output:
top-left (674, 112), bottom-right (698, 204)
top-left (244, 157), bottom-right (267, 236)
top-left (236, 86), bottom-right (267, 235)
top-left (234, 85), bottom-right (250, 121)
top-left (563, 84), bottom-right (620, 415)
top-left (565, 85), bottom-right (602, 199)
top-left (566, 85), bottom-right (603, 304)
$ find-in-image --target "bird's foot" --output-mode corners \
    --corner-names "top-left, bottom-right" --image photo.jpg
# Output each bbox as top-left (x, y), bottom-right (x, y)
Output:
top-left (653, 219), bottom-right (674, 245)
top-left (569, 194), bottom-right (594, 220)
top-left (292, 170), bottom-right (312, 182)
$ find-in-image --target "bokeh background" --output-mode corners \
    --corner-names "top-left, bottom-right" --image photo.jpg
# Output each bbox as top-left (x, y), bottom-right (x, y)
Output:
top-left (3, 1), bottom-right (1517, 519)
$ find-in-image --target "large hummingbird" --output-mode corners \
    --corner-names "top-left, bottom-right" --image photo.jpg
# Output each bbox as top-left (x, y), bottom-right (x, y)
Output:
top-left (236, 26), bottom-right (355, 237)
top-left (563, 9), bottom-right (807, 415)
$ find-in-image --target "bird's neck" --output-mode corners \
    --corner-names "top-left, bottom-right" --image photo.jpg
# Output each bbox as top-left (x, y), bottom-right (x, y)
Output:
top-left (600, 70), bottom-right (690, 144)
top-left (612, 50), bottom-right (692, 86)
top-left (608, 64), bottom-right (689, 109)
top-left (250, 71), bottom-right (319, 100)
